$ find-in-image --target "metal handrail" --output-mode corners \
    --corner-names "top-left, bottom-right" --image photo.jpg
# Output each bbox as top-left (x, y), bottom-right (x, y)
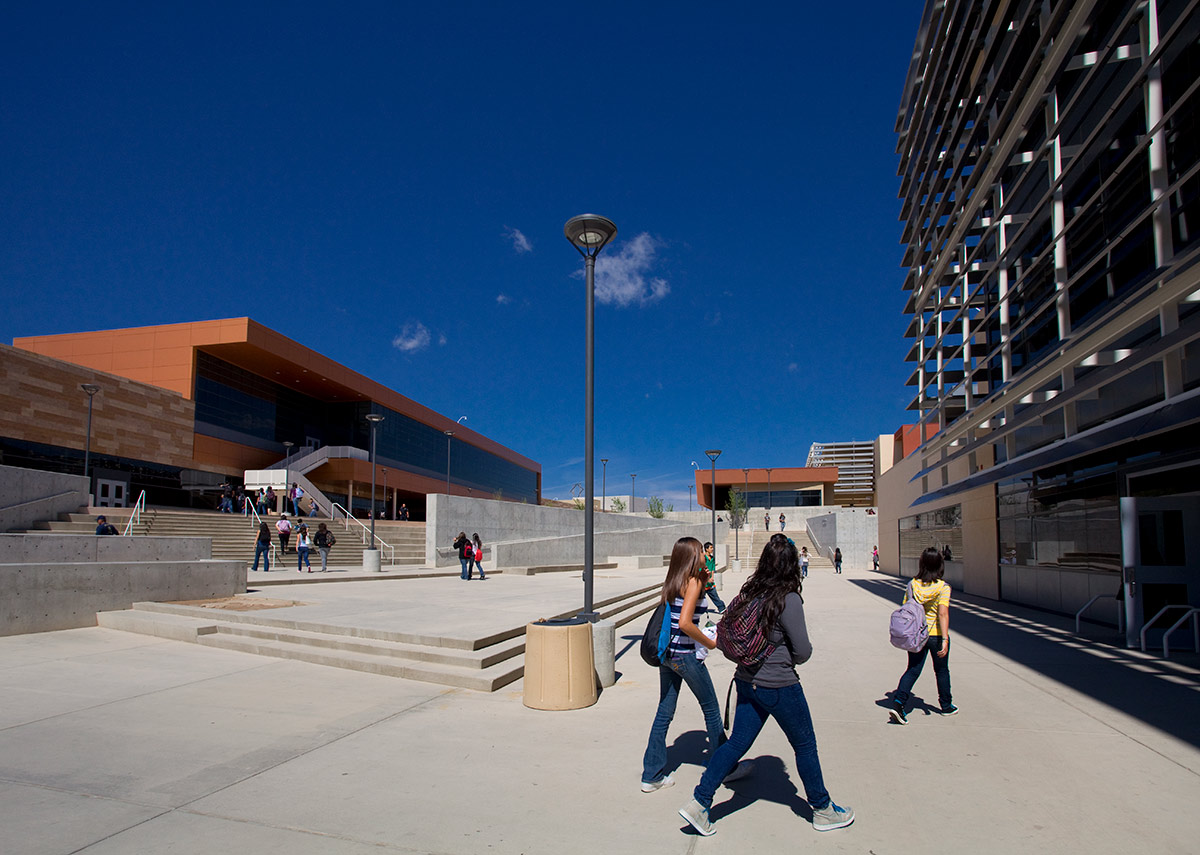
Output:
top-left (1140, 604), bottom-right (1196, 651)
top-left (330, 502), bottom-right (395, 565)
top-left (1162, 608), bottom-right (1200, 659)
top-left (122, 491), bottom-right (147, 536)
top-left (1074, 594), bottom-right (1125, 635)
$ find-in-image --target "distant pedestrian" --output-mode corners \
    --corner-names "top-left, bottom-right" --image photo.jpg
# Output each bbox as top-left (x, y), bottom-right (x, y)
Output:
top-left (276, 514), bottom-right (292, 554)
top-left (255, 488), bottom-right (267, 516)
top-left (296, 524), bottom-right (312, 572)
top-left (779, 513), bottom-right (786, 531)
top-left (265, 486), bottom-right (277, 512)
top-left (308, 497), bottom-right (318, 518)
top-left (641, 536), bottom-right (751, 794)
top-left (95, 515), bottom-right (118, 536)
top-left (678, 534), bottom-right (854, 836)
top-left (833, 548), bottom-right (842, 574)
top-left (291, 483), bottom-right (304, 516)
top-left (702, 541), bottom-right (726, 612)
top-left (888, 547), bottom-right (957, 724)
top-left (872, 546), bottom-right (879, 571)
top-left (472, 533), bottom-right (487, 580)
top-left (314, 523), bottom-right (336, 571)
top-left (764, 513), bottom-right (771, 531)
top-left (252, 522), bottom-right (272, 572)
top-left (454, 531), bottom-right (472, 580)
top-left (399, 503), bottom-right (409, 521)
top-left (800, 546), bottom-right (809, 579)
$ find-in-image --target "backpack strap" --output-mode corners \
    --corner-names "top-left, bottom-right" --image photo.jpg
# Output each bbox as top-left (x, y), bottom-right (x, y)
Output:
top-left (722, 676), bottom-right (735, 732)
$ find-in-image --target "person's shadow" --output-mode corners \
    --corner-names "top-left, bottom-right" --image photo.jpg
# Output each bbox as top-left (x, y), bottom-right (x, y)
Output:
top-left (678, 754), bottom-right (814, 833)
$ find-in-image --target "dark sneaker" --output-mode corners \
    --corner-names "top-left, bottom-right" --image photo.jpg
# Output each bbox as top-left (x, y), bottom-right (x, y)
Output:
top-left (679, 798), bottom-right (715, 836)
top-left (940, 704), bottom-right (959, 716)
top-left (812, 801), bottom-right (854, 831)
top-left (640, 773), bottom-right (674, 793)
top-left (889, 705), bottom-right (908, 725)
top-left (723, 760), bottom-right (754, 783)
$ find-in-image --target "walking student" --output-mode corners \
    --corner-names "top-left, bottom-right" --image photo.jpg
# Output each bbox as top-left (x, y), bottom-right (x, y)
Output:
top-left (679, 534), bottom-right (854, 836)
top-left (779, 512), bottom-right (786, 531)
top-left (276, 514), bottom-right (292, 554)
top-left (454, 531), bottom-right (472, 580)
top-left (314, 522), bottom-right (335, 571)
top-left (641, 537), bottom-right (751, 794)
top-left (833, 547), bottom-right (843, 574)
top-left (888, 547), bottom-right (957, 724)
top-left (764, 512), bottom-right (770, 531)
top-left (296, 524), bottom-right (312, 572)
top-left (252, 522), bottom-right (271, 572)
top-left (800, 546), bottom-right (810, 579)
top-left (471, 533), bottom-right (487, 580)
top-left (702, 542), bottom-right (726, 612)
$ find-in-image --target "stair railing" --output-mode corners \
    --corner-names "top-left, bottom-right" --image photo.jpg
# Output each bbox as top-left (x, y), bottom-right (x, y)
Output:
top-left (1073, 594), bottom-right (1125, 635)
top-left (1162, 608), bottom-right (1200, 659)
top-left (122, 491), bottom-right (147, 536)
top-left (1140, 604), bottom-right (1197, 651)
top-left (330, 502), bottom-right (396, 565)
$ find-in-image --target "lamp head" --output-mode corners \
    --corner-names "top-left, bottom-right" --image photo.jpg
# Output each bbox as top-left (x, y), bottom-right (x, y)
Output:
top-left (705, 449), bottom-right (722, 462)
top-left (81, 383), bottom-right (100, 397)
top-left (564, 214), bottom-right (617, 258)
top-left (365, 413), bottom-right (384, 424)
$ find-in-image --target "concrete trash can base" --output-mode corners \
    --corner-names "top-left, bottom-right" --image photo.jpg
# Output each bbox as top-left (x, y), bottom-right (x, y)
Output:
top-left (523, 616), bottom-right (597, 710)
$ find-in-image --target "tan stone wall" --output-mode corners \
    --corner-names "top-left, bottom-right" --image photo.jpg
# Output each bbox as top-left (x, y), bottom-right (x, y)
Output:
top-left (0, 344), bottom-right (195, 468)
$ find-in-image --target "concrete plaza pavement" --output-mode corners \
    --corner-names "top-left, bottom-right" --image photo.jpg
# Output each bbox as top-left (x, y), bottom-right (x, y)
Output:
top-left (1, 562), bottom-right (1198, 855)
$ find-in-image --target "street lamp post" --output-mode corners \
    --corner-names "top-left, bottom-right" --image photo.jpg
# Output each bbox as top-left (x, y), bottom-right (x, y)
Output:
top-left (365, 414), bottom-right (384, 570)
top-left (765, 467), bottom-right (773, 511)
top-left (81, 384), bottom-right (99, 501)
top-left (688, 484), bottom-right (694, 511)
top-left (382, 468), bottom-right (388, 519)
top-left (741, 468), bottom-right (750, 564)
top-left (601, 458), bottom-right (608, 512)
top-left (565, 213), bottom-right (617, 621)
top-left (630, 474), bottom-right (636, 514)
top-left (444, 431), bottom-right (454, 495)
top-left (282, 441), bottom-right (295, 513)
top-left (705, 450), bottom-right (721, 555)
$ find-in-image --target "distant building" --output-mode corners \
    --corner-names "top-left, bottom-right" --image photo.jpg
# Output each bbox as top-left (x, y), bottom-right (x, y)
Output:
top-left (806, 441), bottom-right (879, 506)
top-left (879, 1), bottom-right (1200, 645)
top-left (7, 319), bottom-right (540, 517)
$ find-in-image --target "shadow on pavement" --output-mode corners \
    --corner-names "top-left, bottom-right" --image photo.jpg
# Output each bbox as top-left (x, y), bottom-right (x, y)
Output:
top-left (851, 575), bottom-right (1200, 749)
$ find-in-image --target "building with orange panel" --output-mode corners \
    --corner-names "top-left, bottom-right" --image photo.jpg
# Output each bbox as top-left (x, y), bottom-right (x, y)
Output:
top-left (694, 467), bottom-right (842, 512)
top-left (9, 319), bottom-right (540, 516)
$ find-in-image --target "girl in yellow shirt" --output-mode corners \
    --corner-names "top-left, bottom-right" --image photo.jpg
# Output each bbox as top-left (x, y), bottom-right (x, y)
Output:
top-left (888, 547), bottom-right (957, 724)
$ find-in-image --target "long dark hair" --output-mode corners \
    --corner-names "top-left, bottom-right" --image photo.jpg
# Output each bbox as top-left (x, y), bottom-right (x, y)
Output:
top-left (662, 537), bottom-right (705, 602)
top-left (726, 534), bottom-right (802, 631)
top-left (258, 522), bottom-right (270, 541)
top-left (916, 547), bottom-right (945, 583)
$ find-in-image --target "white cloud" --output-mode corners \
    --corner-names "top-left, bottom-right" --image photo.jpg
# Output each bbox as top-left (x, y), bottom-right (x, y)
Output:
top-left (788, 362), bottom-right (799, 373)
top-left (507, 227), bottom-right (533, 254)
top-left (438, 333), bottom-right (447, 346)
top-left (392, 322), bottom-right (432, 353)
top-left (496, 293), bottom-right (512, 305)
top-left (591, 232), bottom-right (670, 307)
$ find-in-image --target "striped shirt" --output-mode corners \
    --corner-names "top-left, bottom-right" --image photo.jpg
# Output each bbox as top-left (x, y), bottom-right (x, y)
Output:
top-left (667, 594), bottom-right (710, 656)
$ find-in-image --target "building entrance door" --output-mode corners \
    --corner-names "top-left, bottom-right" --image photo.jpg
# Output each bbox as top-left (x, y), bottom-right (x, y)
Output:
top-left (1120, 497), bottom-right (1200, 648)
top-left (95, 479), bottom-right (127, 508)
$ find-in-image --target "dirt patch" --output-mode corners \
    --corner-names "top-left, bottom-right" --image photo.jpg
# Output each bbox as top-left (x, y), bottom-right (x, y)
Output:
top-left (169, 596), bottom-right (308, 611)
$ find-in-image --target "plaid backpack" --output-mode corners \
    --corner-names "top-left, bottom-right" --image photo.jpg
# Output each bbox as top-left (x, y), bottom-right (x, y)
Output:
top-left (716, 594), bottom-right (779, 667)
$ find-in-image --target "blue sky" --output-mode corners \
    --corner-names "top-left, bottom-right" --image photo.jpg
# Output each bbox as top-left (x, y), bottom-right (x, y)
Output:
top-left (2, 2), bottom-right (923, 508)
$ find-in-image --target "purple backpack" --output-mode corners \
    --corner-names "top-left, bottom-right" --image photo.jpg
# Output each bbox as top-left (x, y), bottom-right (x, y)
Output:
top-left (716, 595), bottom-right (779, 667)
top-left (889, 581), bottom-right (930, 652)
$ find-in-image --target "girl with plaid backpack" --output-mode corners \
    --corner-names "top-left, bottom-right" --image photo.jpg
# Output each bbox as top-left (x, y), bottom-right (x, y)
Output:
top-left (679, 534), bottom-right (854, 836)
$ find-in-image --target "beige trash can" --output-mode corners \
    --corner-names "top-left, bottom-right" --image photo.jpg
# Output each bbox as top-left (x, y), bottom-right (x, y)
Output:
top-left (523, 616), bottom-right (597, 710)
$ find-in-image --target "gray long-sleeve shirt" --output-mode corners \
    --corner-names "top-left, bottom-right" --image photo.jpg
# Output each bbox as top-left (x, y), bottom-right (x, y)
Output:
top-left (733, 592), bottom-right (812, 688)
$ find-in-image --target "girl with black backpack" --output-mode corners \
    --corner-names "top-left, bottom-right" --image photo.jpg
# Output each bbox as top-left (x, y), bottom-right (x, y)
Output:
top-left (678, 533), bottom-right (854, 836)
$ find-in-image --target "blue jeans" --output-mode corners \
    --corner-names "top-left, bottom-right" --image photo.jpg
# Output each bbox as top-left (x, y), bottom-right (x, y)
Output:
top-left (460, 557), bottom-right (471, 579)
top-left (641, 652), bottom-right (726, 784)
top-left (694, 680), bottom-right (830, 811)
top-left (252, 541), bottom-right (270, 572)
top-left (297, 546), bottom-right (311, 570)
top-left (472, 557), bottom-right (486, 579)
top-left (893, 636), bottom-right (952, 709)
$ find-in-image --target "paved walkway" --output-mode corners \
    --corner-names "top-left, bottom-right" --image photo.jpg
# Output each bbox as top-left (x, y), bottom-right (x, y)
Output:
top-left (2, 562), bottom-right (1198, 854)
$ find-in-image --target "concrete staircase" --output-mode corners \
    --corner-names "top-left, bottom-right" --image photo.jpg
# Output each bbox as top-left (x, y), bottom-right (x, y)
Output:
top-left (97, 581), bottom-right (662, 692)
top-left (726, 526), bottom-right (833, 572)
top-left (21, 507), bottom-right (426, 568)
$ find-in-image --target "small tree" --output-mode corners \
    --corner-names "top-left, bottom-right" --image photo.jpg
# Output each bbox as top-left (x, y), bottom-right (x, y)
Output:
top-left (725, 487), bottom-right (748, 530)
top-left (647, 496), bottom-right (665, 518)
top-left (611, 497), bottom-right (627, 513)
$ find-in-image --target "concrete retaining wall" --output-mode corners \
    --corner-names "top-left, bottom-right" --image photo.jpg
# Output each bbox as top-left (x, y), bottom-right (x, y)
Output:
top-left (427, 495), bottom-right (690, 567)
top-left (0, 464), bottom-right (89, 533)
top-left (804, 508), bottom-right (879, 570)
top-left (488, 521), bottom-right (726, 570)
top-left (0, 534), bottom-right (244, 636)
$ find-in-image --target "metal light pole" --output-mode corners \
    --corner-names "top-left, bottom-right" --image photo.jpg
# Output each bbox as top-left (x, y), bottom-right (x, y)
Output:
top-left (382, 468), bottom-right (388, 519)
top-left (444, 430), bottom-right (454, 495)
top-left (741, 468), bottom-right (750, 562)
top-left (765, 467), bottom-right (773, 511)
top-left (630, 474), bottom-right (637, 514)
top-left (688, 484), bottom-right (694, 511)
top-left (565, 214), bottom-right (617, 621)
top-left (81, 384), bottom-right (99, 500)
top-left (282, 440), bottom-right (294, 511)
top-left (366, 414), bottom-right (383, 554)
top-left (706, 450), bottom-right (721, 553)
top-left (601, 458), bottom-right (608, 512)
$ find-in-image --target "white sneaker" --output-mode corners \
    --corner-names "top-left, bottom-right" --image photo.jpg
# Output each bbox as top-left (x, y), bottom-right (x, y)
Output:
top-left (678, 798), bottom-right (715, 836)
top-left (723, 759), bottom-right (754, 784)
top-left (640, 773), bottom-right (675, 793)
